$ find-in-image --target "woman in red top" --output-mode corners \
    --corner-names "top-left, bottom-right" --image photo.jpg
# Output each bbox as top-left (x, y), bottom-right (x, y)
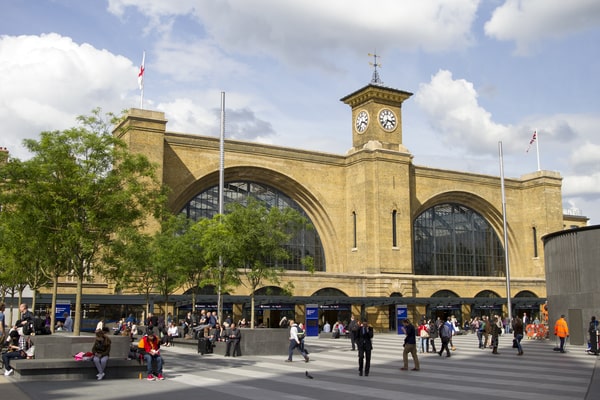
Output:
top-left (417, 320), bottom-right (430, 353)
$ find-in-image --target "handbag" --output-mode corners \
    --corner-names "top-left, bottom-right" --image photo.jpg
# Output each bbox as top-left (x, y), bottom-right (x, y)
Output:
top-left (512, 339), bottom-right (518, 348)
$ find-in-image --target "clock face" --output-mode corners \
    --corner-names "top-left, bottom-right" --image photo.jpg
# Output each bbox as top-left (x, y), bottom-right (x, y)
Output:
top-left (378, 109), bottom-right (397, 131)
top-left (355, 110), bottom-right (369, 133)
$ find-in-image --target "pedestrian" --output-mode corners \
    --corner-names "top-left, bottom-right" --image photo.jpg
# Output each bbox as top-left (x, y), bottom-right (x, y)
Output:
top-left (285, 319), bottom-right (309, 363)
top-left (554, 314), bottom-right (569, 353)
top-left (224, 322), bottom-right (242, 357)
top-left (491, 316), bottom-right (502, 354)
top-left (483, 315), bottom-right (492, 347)
top-left (348, 314), bottom-right (359, 351)
top-left (63, 312), bottom-right (73, 332)
top-left (589, 316), bottom-right (599, 356)
top-left (477, 316), bottom-right (485, 348)
top-left (356, 319), bottom-right (373, 376)
top-left (417, 319), bottom-right (429, 353)
top-left (438, 318), bottom-right (452, 357)
top-left (0, 303), bottom-right (5, 343)
top-left (400, 319), bottom-right (420, 371)
top-left (428, 319), bottom-right (438, 354)
top-left (92, 328), bottom-right (111, 380)
top-left (512, 316), bottom-right (524, 356)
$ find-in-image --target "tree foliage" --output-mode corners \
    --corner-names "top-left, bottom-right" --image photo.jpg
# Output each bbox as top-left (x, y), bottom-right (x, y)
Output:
top-left (0, 108), bottom-right (167, 334)
top-left (205, 197), bottom-right (311, 328)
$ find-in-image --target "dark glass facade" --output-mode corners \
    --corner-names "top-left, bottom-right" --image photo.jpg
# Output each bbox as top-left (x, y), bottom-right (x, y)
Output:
top-left (180, 181), bottom-right (325, 272)
top-left (414, 203), bottom-right (505, 276)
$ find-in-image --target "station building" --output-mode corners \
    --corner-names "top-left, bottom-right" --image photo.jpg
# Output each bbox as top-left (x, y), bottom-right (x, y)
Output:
top-left (45, 80), bottom-right (588, 331)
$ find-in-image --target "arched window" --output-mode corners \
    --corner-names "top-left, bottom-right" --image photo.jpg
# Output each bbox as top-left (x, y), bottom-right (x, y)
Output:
top-left (180, 181), bottom-right (325, 271)
top-left (413, 203), bottom-right (505, 276)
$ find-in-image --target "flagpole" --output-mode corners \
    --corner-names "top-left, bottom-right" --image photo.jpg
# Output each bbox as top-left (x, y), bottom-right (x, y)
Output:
top-left (498, 141), bottom-right (513, 325)
top-left (138, 51), bottom-right (145, 109)
top-left (535, 130), bottom-right (541, 171)
top-left (217, 91), bottom-right (225, 325)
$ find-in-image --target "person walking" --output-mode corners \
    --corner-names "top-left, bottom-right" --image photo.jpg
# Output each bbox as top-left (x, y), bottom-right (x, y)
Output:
top-left (417, 319), bottom-right (429, 353)
top-left (512, 316), bottom-right (524, 356)
top-left (428, 319), bottom-right (438, 354)
top-left (554, 314), bottom-right (569, 353)
top-left (92, 328), bottom-right (111, 380)
top-left (356, 319), bottom-right (373, 376)
top-left (285, 319), bottom-right (309, 363)
top-left (589, 316), bottom-right (599, 356)
top-left (476, 316), bottom-right (485, 349)
top-left (348, 314), bottom-right (359, 351)
top-left (491, 316), bottom-right (502, 354)
top-left (400, 319), bottom-right (420, 371)
top-left (438, 319), bottom-right (452, 358)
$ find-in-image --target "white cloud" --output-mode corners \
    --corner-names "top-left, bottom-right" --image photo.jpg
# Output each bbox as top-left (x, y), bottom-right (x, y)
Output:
top-left (485, 0), bottom-right (600, 55)
top-left (108, 0), bottom-right (480, 67)
top-left (414, 69), bottom-right (512, 154)
top-left (0, 33), bottom-right (139, 159)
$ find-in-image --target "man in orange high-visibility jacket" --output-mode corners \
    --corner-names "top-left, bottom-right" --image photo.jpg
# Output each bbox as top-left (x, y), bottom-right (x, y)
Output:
top-left (554, 315), bottom-right (569, 353)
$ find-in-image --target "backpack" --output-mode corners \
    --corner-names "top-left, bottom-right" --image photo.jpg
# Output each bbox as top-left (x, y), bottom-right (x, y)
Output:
top-left (297, 327), bottom-right (305, 340)
top-left (23, 320), bottom-right (34, 335)
top-left (429, 323), bottom-right (438, 336)
top-left (440, 324), bottom-right (452, 339)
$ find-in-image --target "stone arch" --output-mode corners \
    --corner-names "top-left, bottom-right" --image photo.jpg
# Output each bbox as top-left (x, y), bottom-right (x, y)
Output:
top-left (312, 287), bottom-right (349, 297)
top-left (475, 290), bottom-right (502, 298)
top-left (254, 286), bottom-right (288, 296)
top-left (413, 198), bottom-right (507, 277)
top-left (431, 289), bottom-right (459, 298)
top-left (171, 166), bottom-right (339, 271)
top-left (414, 190), bottom-right (517, 250)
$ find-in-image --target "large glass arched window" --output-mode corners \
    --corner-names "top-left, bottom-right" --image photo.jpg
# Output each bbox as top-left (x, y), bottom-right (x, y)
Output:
top-left (413, 203), bottom-right (505, 276)
top-left (180, 181), bottom-right (325, 272)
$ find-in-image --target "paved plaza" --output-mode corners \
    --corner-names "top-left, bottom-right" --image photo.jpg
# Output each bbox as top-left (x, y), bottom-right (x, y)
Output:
top-left (1, 332), bottom-right (598, 400)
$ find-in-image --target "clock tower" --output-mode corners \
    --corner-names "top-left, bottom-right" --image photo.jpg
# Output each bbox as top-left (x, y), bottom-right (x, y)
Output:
top-left (340, 56), bottom-right (412, 153)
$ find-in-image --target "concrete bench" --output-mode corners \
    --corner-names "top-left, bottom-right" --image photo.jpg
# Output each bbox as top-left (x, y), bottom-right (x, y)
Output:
top-left (319, 331), bottom-right (349, 339)
top-left (11, 358), bottom-right (145, 381)
top-left (172, 328), bottom-right (288, 356)
top-left (9, 334), bottom-right (141, 381)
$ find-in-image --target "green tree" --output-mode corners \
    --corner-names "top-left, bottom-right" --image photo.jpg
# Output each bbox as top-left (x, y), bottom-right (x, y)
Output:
top-left (0, 108), bottom-right (167, 334)
top-left (150, 214), bottom-right (190, 320)
top-left (196, 215), bottom-right (241, 323)
top-left (213, 198), bottom-right (311, 329)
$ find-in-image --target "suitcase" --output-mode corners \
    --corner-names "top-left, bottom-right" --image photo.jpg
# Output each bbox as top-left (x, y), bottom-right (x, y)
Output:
top-left (198, 337), bottom-right (212, 354)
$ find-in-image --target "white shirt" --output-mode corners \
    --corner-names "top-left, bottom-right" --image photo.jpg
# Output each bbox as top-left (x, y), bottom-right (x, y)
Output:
top-left (289, 324), bottom-right (300, 342)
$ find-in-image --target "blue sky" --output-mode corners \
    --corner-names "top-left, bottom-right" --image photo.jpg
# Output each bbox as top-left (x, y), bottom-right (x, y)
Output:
top-left (1, 0), bottom-right (600, 224)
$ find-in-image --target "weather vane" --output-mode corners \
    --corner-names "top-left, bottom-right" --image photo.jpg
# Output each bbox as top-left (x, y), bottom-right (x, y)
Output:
top-left (368, 51), bottom-right (383, 85)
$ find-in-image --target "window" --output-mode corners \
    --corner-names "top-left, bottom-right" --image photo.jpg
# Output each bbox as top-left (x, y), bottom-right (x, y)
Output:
top-left (532, 227), bottom-right (538, 258)
top-left (392, 210), bottom-right (398, 247)
top-left (352, 211), bottom-right (357, 248)
top-left (180, 181), bottom-right (325, 272)
top-left (413, 203), bottom-right (505, 276)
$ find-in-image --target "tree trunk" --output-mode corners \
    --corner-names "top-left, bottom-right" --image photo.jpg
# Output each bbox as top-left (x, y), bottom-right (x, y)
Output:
top-left (74, 276), bottom-right (83, 336)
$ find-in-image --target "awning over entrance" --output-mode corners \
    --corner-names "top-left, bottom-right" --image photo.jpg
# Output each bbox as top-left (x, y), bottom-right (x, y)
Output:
top-left (22, 294), bottom-right (544, 310)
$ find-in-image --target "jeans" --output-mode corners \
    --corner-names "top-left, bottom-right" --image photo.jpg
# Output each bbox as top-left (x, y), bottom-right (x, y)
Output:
top-left (93, 355), bottom-right (108, 374)
top-left (419, 337), bottom-right (429, 352)
top-left (515, 333), bottom-right (523, 353)
top-left (143, 353), bottom-right (163, 375)
top-left (287, 339), bottom-right (307, 361)
top-left (477, 331), bottom-right (483, 348)
top-left (2, 351), bottom-right (25, 371)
